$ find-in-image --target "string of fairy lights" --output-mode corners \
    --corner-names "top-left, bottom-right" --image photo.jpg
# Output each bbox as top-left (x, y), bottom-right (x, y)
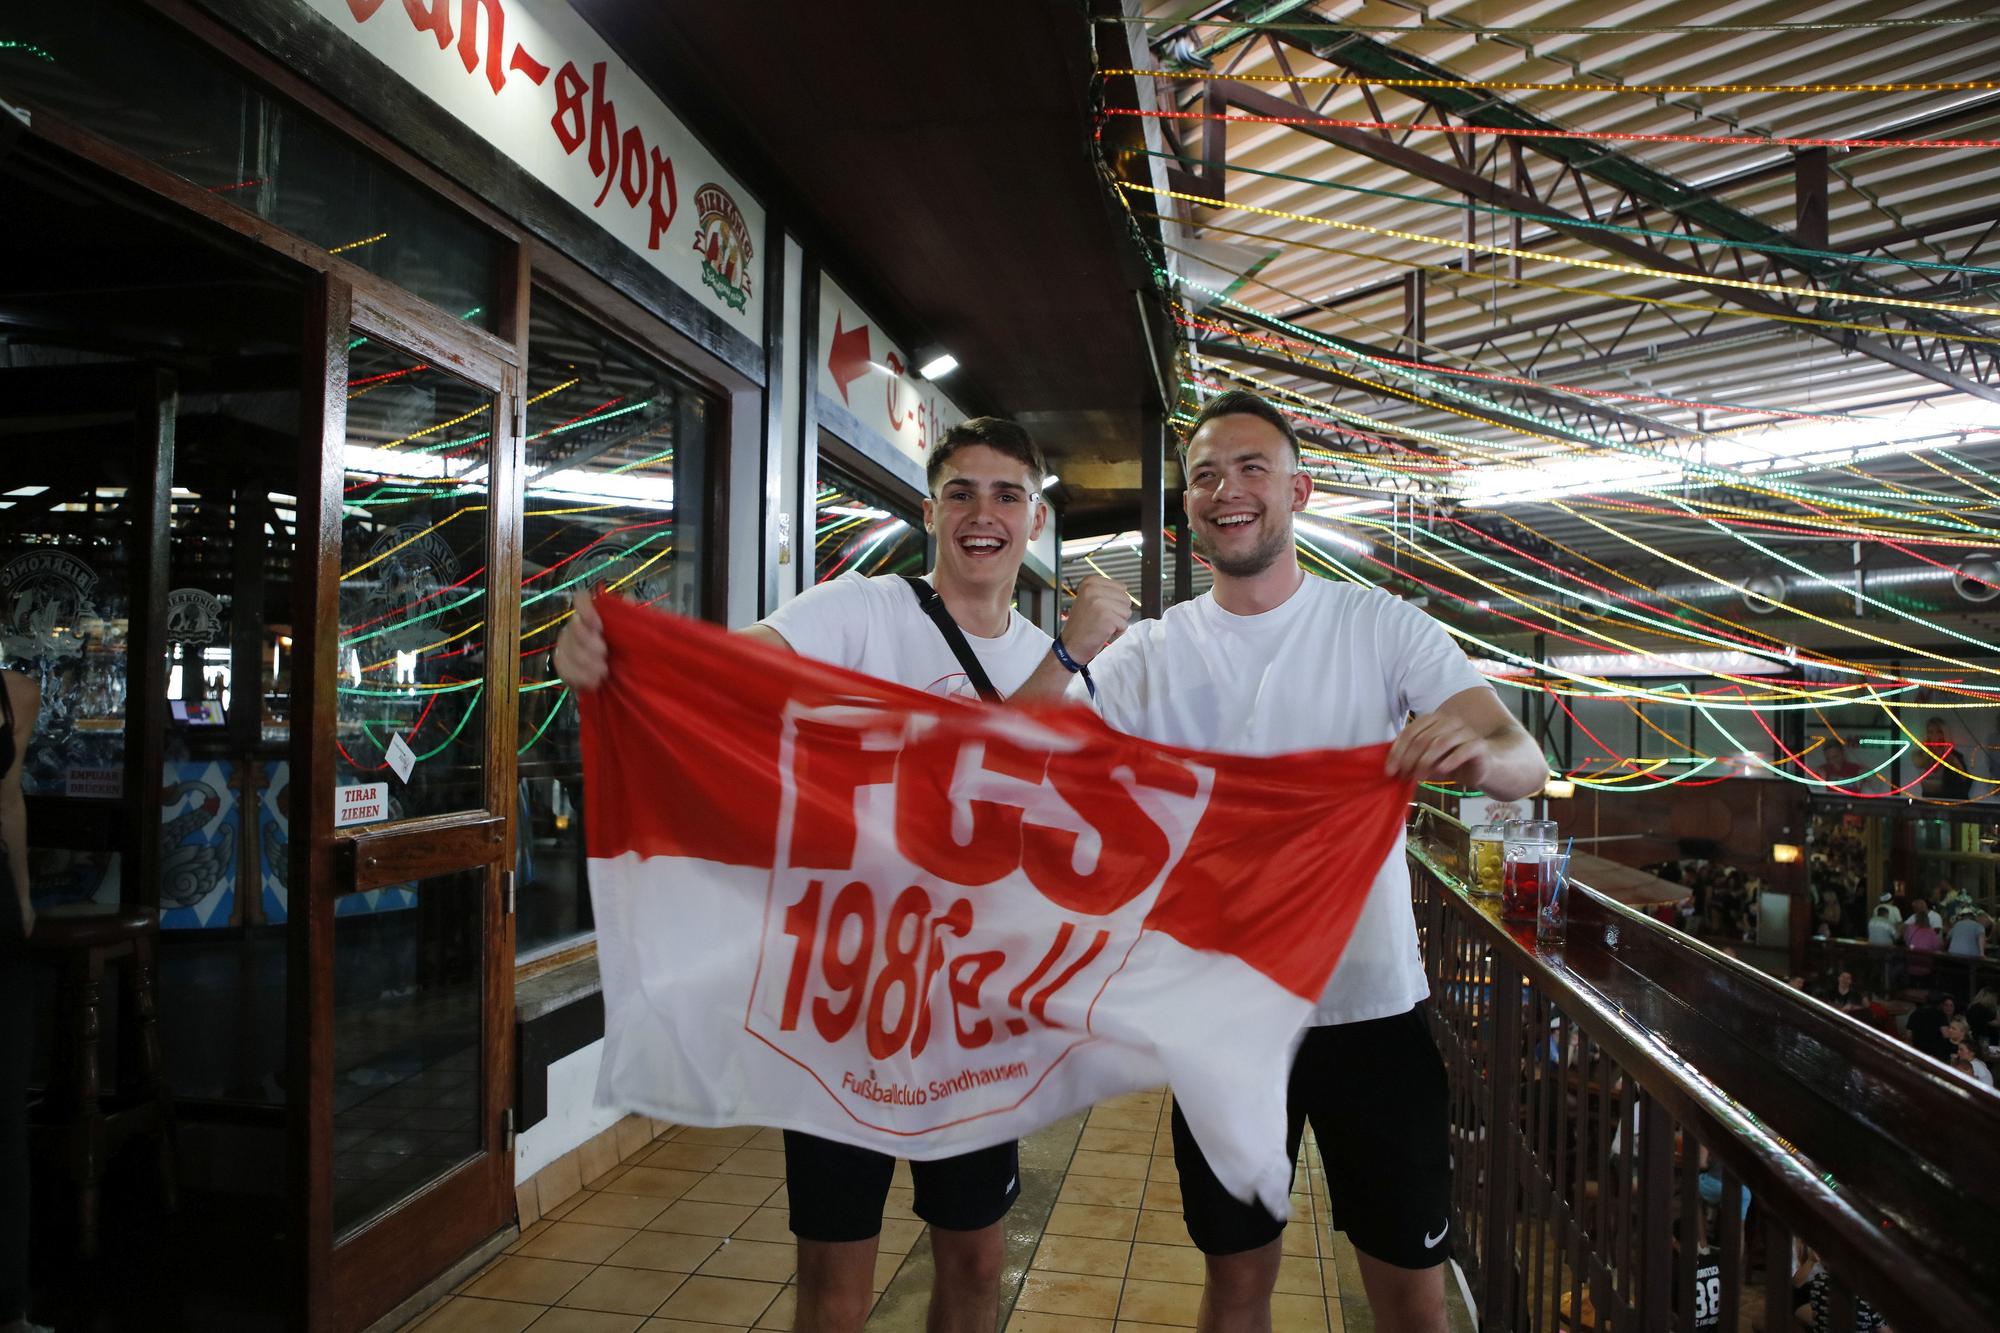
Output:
top-left (1103, 7), bottom-right (2000, 803)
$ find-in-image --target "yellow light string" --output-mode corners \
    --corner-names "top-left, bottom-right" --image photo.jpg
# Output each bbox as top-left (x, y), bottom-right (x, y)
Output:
top-left (1318, 502), bottom-right (2000, 707)
top-left (1202, 353), bottom-right (2000, 551)
top-left (1176, 265), bottom-right (2000, 521)
top-left (375, 401), bottom-right (493, 452)
top-left (1113, 68), bottom-right (2000, 97)
top-left (1352, 515), bottom-right (1860, 701)
top-left (1127, 184), bottom-right (2000, 321)
top-left (1552, 500), bottom-right (2000, 680)
top-left (339, 506), bottom-right (484, 580)
top-left (1869, 689), bottom-right (2000, 786)
top-left (1190, 304), bottom-right (2000, 538)
top-left (1145, 213), bottom-right (2000, 349)
top-left (328, 231), bottom-right (389, 255)
top-left (1084, 557), bottom-right (1144, 606)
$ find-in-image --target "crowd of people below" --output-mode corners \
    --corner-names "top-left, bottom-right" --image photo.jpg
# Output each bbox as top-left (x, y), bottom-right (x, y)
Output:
top-left (1801, 974), bottom-right (2000, 1088)
top-left (1638, 851), bottom-right (1999, 1088)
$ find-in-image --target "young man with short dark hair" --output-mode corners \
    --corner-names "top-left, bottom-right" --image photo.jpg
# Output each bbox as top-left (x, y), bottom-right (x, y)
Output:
top-left (557, 416), bottom-right (1062, 1333)
top-left (1018, 389), bottom-right (1546, 1332)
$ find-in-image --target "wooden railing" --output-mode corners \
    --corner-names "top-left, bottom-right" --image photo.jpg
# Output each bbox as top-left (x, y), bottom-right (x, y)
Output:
top-left (1802, 935), bottom-right (2000, 1007)
top-left (1406, 803), bottom-right (2000, 1333)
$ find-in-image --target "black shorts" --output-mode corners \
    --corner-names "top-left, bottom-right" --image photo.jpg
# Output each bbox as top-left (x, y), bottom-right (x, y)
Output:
top-left (781, 1130), bottom-right (1019, 1243)
top-left (1171, 1004), bottom-right (1451, 1269)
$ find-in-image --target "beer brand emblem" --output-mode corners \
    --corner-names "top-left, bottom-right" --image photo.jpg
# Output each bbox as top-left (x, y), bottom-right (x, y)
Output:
top-left (358, 523), bottom-right (464, 656)
top-left (166, 588), bottom-right (224, 645)
top-left (692, 183), bottom-right (754, 312)
top-left (1, 549), bottom-right (100, 660)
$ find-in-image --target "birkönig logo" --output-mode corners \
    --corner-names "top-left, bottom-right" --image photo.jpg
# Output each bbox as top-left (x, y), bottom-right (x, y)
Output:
top-left (692, 183), bottom-right (754, 312)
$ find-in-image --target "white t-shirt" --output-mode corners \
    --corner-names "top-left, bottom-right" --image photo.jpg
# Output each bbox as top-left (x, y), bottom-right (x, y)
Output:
top-left (760, 571), bottom-right (1050, 697)
top-left (1068, 576), bottom-right (1494, 1025)
top-left (1866, 914), bottom-right (1900, 947)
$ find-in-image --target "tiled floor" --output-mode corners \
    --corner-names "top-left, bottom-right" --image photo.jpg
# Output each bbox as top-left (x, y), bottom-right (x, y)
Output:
top-left (410, 1090), bottom-right (1427, 1331)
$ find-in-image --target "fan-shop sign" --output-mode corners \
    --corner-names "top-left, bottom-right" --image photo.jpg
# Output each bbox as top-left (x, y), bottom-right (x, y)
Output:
top-left (818, 274), bottom-right (963, 471)
top-left (303, 0), bottom-right (762, 325)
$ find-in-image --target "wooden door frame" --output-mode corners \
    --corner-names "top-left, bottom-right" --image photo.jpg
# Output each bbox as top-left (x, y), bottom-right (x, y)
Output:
top-left (293, 276), bottom-right (523, 1332)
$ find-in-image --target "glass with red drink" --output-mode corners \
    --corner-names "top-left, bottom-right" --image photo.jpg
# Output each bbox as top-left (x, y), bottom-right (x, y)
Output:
top-left (1502, 819), bottom-right (1556, 922)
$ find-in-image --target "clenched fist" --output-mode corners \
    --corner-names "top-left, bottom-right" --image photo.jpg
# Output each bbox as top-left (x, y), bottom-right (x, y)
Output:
top-left (552, 591), bottom-right (610, 690)
top-left (1059, 573), bottom-right (1132, 664)
top-left (1386, 710), bottom-right (1496, 786)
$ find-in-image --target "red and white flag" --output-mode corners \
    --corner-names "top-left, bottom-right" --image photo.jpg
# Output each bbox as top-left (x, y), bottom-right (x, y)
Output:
top-left (580, 596), bottom-right (1411, 1214)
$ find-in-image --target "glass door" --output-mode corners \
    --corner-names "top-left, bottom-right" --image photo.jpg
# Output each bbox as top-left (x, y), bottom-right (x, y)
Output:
top-left (304, 285), bottom-right (519, 1331)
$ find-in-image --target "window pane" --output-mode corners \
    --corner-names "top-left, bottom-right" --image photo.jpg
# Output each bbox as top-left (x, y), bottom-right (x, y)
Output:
top-left (337, 340), bottom-right (490, 819)
top-left (814, 464), bottom-right (924, 584)
top-left (0, 0), bottom-right (508, 333)
top-left (514, 291), bottom-right (713, 956)
top-left (332, 868), bottom-right (485, 1237)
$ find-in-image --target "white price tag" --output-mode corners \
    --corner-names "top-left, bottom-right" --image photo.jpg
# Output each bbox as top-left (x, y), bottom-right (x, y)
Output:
top-left (384, 731), bottom-right (418, 784)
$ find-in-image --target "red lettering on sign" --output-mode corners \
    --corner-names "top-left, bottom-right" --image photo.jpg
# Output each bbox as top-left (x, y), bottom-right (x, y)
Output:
top-left (551, 61), bottom-right (586, 152)
top-left (336, 3), bottom-right (688, 276)
top-left (648, 147), bottom-right (678, 249)
top-left (885, 352), bottom-right (908, 432)
top-left (587, 61), bottom-right (621, 207)
top-left (403, 0), bottom-right (452, 49)
top-left (509, 43), bottom-right (549, 85)
top-left (456, 0), bottom-right (506, 94)
top-left (618, 125), bottom-right (648, 206)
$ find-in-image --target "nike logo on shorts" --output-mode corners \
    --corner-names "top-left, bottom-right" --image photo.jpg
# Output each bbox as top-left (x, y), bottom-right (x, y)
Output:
top-left (1424, 1222), bottom-right (1449, 1249)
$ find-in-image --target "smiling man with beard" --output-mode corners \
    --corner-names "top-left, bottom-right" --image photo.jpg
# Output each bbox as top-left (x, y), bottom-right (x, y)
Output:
top-left (1018, 389), bottom-right (1545, 1333)
top-left (555, 416), bottom-right (1084, 1333)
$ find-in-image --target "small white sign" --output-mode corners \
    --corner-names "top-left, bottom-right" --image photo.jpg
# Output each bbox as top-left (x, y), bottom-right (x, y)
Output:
top-left (384, 732), bottom-right (418, 785)
top-left (335, 782), bottom-right (389, 828)
top-left (63, 767), bottom-right (123, 799)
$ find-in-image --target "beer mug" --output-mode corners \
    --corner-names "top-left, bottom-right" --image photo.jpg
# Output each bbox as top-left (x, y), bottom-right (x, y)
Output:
top-left (1469, 823), bottom-right (1505, 898)
top-left (1503, 819), bottom-right (1557, 922)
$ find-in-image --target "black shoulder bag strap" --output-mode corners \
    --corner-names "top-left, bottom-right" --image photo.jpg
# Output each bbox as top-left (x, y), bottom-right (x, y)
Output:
top-left (900, 575), bottom-right (1003, 703)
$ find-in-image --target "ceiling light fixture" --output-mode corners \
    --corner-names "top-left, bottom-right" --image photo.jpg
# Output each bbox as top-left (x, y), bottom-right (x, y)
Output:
top-left (916, 346), bottom-right (958, 380)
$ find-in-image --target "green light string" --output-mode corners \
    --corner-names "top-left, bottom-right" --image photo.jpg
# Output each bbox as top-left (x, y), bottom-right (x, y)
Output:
top-left (339, 678), bottom-right (480, 697)
top-left (518, 687), bottom-right (570, 756)
top-left (522, 532), bottom-right (678, 614)
top-left (410, 684), bottom-right (482, 760)
top-left (1294, 535), bottom-right (1933, 712)
top-left (348, 306), bottom-right (484, 353)
top-left (1103, 13), bottom-right (2000, 36)
top-left (339, 586), bottom-right (486, 651)
top-left (1349, 515), bottom-right (1830, 678)
top-left (1353, 510), bottom-right (2000, 698)
top-left (1669, 685), bottom-right (1911, 788)
top-left (1661, 495), bottom-right (2000, 665)
top-left (0, 40), bottom-right (57, 61)
top-left (529, 399), bottom-right (656, 444)
top-left (1194, 359), bottom-right (2000, 546)
top-left (1184, 278), bottom-right (2000, 528)
top-left (1568, 761), bottom-right (1724, 791)
top-left (1182, 268), bottom-right (1991, 511)
top-left (1149, 149), bottom-right (2000, 281)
